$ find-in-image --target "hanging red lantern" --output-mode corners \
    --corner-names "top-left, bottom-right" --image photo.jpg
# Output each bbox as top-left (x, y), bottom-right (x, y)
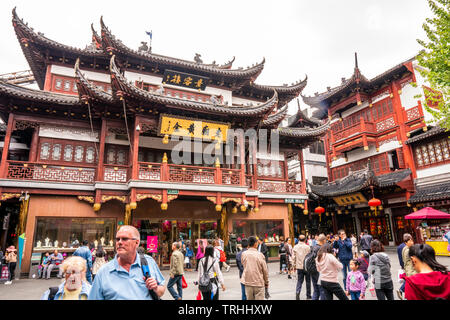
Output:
top-left (315, 206), bottom-right (325, 214)
top-left (368, 198), bottom-right (381, 207)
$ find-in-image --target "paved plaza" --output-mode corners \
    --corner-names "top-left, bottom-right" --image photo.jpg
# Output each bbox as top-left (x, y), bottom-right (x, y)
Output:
top-left (0, 249), bottom-right (448, 300)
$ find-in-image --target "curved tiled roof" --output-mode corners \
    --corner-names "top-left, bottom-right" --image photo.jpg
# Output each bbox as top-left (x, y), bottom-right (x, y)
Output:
top-left (310, 167), bottom-right (412, 197)
top-left (408, 182), bottom-right (450, 204)
top-left (262, 104), bottom-right (288, 127)
top-left (278, 117), bottom-right (330, 138)
top-left (100, 17), bottom-right (264, 81)
top-left (0, 79), bottom-right (80, 106)
top-left (74, 58), bottom-right (114, 104)
top-left (287, 99), bottom-right (324, 127)
top-left (405, 125), bottom-right (447, 145)
top-left (109, 56), bottom-right (278, 117)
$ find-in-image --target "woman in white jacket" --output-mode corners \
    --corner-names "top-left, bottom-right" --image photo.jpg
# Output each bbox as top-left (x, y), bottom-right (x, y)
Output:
top-left (198, 245), bottom-right (225, 300)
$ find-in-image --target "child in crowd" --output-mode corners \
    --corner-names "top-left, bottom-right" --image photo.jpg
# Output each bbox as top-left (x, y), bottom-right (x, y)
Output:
top-left (346, 259), bottom-right (366, 300)
top-left (357, 250), bottom-right (370, 281)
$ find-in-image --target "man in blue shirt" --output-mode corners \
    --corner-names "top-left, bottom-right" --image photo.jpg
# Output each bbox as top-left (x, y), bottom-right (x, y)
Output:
top-left (89, 225), bottom-right (165, 300)
top-left (45, 250), bottom-right (64, 279)
top-left (332, 229), bottom-right (353, 290)
top-left (73, 240), bottom-right (93, 284)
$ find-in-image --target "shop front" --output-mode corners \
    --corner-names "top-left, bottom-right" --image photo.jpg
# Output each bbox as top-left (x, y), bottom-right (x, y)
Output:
top-left (358, 211), bottom-right (394, 246)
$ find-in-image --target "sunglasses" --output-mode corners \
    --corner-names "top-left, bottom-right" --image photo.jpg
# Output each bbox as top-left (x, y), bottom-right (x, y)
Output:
top-left (115, 237), bottom-right (138, 242)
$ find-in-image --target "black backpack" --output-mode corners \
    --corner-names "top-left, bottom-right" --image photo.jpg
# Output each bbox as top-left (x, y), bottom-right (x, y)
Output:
top-left (47, 287), bottom-right (59, 300)
top-left (198, 256), bottom-right (215, 293)
top-left (304, 245), bottom-right (319, 274)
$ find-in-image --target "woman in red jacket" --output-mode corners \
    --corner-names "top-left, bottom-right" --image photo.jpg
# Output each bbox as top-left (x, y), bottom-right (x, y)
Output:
top-left (402, 244), bottom-right (450, 300)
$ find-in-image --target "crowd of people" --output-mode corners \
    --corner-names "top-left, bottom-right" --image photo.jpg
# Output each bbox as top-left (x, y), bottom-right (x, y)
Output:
top-left (1, 224), bottom-right (448, 300)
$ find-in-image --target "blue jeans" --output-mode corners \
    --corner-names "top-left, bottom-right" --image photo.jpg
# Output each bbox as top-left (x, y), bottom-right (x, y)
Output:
top-left (296, 269), bottom-right (311, 298)
top-left (241, 283), bottom-right (247, 300)
top-left (341, 260), bottom-right (350, 290)
top-left (167, 275), bottom-right (183, 300)
top-left (400, 281), bottom-right (405, 292)
top-left (350, 291), bottom-right (361, 300)
top-left (310, 272), bottom-right (321, 300)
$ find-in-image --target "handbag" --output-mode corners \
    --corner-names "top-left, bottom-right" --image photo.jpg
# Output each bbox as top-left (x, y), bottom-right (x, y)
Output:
top-left (397, 269), bottom-right (405, 284)
top-left (181, 275), bottom-right (188, 289)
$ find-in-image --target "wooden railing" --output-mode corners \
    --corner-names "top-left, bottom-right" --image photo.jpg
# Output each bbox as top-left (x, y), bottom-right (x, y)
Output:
top-left (221, 168), bottom-right (241, 186)
top-left (138, 162), bottom-right (162, 181)
top-left (257, 179), bottom-right (302, 193)
top-left (168, 164), bottom-right (215, 184)
top-left (334, 120), bottom-right (375, 142)
top-left (103, 164), bottom-right (128, 183)
top-left (6, 161), bottom-right (96, 184)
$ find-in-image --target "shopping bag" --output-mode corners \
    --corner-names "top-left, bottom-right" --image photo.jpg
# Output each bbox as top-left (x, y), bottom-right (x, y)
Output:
top-left (397, 269), bottom-right (405, 284)
top-left (1, 265), bottom-right (9, 281)
top-left (196, 290), bottom-right (202, 300)
top-left (182, 275), bottom-right (188, 289)
top-left (367, 275), bottom-right (376, 297)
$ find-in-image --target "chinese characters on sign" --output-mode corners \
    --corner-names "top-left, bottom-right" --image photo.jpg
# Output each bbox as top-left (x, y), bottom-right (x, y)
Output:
top-left (162, 70), bottom-right (208, 91)
top-left (159, 114), bottom-right (230, 142)
top-left (333, 192), bottom-right (367, 206)
top-left (384, 214), bottom-right (393, 242)
top-left (147, 236), bottom-right (158, 253)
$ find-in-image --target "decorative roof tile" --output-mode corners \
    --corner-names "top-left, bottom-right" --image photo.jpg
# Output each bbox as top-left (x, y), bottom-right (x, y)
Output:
top-left (408, 182), bottom-right (450, 204)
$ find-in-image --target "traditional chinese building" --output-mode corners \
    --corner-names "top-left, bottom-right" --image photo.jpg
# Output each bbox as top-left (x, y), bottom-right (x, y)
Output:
top-left (0, 9), bottom-right (329, 273)
top-left (304, 53), bottom-right (438, 245)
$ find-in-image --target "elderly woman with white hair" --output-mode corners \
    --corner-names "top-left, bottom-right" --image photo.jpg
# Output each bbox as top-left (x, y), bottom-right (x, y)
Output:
top-left (41, 256), bottom-right (92, 300)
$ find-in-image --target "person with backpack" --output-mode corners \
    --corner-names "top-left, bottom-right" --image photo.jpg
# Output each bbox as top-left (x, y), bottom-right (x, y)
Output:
top-left (73, 240), bottom-right (93, 284)
top-left (315, 243), bottom-right (348, 300)
top-left (305, 233), bottom-right (326, 300)
top-left (357, 250), bottom-right (370, 281)
top-left (401, 243), bottom-right (450, 300)
top-left (292, 234), bottom-right (311, 300)
top-left (41, 256), bottom-right (92, 300)
top-left (198, 245), bottom-right (225, 300)
top-left (278, 240), bottom-right (288, 274)
top-left (214, 239), bottom-right (230, 272)
top-left (89, 225), bottom-right (165, 300)
top-left (241, 236), bottom-right (269, 300)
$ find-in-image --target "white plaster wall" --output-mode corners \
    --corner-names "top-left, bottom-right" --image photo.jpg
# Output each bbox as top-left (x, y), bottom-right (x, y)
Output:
top-left (39, 125), bottom-right (99, 142)
top-left (331, 142), bottom-right (401, 168)
top-left (416, 163), bottom-right (450, 180)
top-left (50, 65), bottom-right (110, 83)
top-left (232, 96), bottom-right (263, 106)
top-left (124, 70), bottom-right (163, 87)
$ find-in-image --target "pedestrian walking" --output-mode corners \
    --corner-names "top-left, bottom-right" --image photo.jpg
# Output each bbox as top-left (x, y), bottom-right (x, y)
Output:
top-left (257, 237), bottom-right (269, 263)
top-left (167, 242), bottom-right (184, 300)
top-left (360, 230), bottom-right (373, 254)
top-left (4, 246), bottom-right (17, 285)
top-left (279, 240), bottom-right (288, 274)
top-left (45, 250), bottom-right (64, 280)
top-left (305, 234), bottom-right (326, 300)
top-left (444, 230), bottom-right (450, 255)
top-left (315, 243), bottom-right (348, 300)
top-left (401, 243), bottom-right (450, 300)
top-left (236, 238), bottom-right (248, 300)
top-left (73, 240), bottom-right (94, 284)
top-left (345, 259), bottom-right (366, 300)
top-left (357, 250), bottom-right (370, 281)
top-left (285, 238), bottom-right (294, 279)
top-left (397, 233), bottom-right (409, 270)
top-left (198, 245), bottom-right (225, 300)
top-left (241, 236), bottom-right (269, 300)
top-left (293, 234), bottom-right (311, 300)
top-left (41, 256), bottom-right (92, 300)
top-left (185, 242), bottom-right (194, 271)
top-left (214, 239), bottom-right (230, 272)
top-left (350, 234), bottom-right (358, 258)
top-left (92, 245), bottom-right (107, 281)
top-left (368, 240), bottom-right (394, 300)
top-left (397, 234), bottom-right (416, 299)
top-left (333, 229), bottom-right (353, 290)
top-left (89, 225), bottom-right (165, 300)
top-left (195, 239), bottom-right (205, 271)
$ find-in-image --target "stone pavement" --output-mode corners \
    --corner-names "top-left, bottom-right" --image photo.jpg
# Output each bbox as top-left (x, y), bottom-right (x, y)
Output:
top-left (0, 250), bottom-right (448, 300)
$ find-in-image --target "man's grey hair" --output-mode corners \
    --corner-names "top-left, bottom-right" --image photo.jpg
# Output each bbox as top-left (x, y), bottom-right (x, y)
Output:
top-left (403, 233), bottom-right (413, 242)
top-left (317, 234), bottom-right (327, 244)
top-left (118, 225), bottom-right (140, 240)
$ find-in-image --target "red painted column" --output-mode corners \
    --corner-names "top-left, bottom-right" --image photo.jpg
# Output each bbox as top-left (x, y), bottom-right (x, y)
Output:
top-left (131, 117), bottom-right (140, 180)
top-left (391, 81), bottom-right (416, 178)
top-left (43, 65), bottom-right (52, 92)
top-left (28, 127), bottom-right (39, 162)
top-left (96, 118), bottom-right (107, 181)
top-left (238, 131), bottom-right (245, 186)
top-left (0, 114), bottom-right (15, 178)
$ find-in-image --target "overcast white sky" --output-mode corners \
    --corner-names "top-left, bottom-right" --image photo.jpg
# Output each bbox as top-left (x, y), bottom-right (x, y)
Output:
top-left (0, 0), bottom-right (431, 114)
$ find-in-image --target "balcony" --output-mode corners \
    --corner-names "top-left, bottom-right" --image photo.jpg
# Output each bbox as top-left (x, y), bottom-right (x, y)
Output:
top-left (3, 161), bottom-right (304, 194)
top-left (6, 161), bottom-right (96, 184)
top-left (334, 120), bottom-right (375, 142)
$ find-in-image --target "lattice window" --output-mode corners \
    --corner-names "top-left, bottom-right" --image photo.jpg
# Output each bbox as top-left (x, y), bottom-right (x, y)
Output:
top-left (86, 147), bottom-right (95, 163)
top-left (55, 79), bottom-right (62, 90)
top-left (64, 80), bottom-right (71, 91)
top-left (64, 145), bottom-right (73, 162)
top-left (415, 148), bottom-right (423, 167)
top-left (106, 148), bottom-right (115, 164)
top-left (74, 146), bottom-right (84, 162)
top-left (40, 143), bottom-right (50, 160)
top-left (415, 137), bottom-right (450, 168)
top-left (117, 150), bottom-right (127, 165)
top-left (397, 149), bottom-right (405, 168)
top-left (52, 144), bottom-right (62, 161)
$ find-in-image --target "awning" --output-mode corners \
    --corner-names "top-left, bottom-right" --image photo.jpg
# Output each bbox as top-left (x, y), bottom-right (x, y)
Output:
top-left (404, 207), bottom-right (450, 220)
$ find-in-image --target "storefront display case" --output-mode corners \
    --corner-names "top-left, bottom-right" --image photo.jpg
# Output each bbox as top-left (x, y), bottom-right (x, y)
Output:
top-left (419, 221), bottom-right (450, 256)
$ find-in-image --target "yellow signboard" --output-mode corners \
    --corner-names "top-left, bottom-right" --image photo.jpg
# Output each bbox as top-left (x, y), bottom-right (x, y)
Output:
top-left (333, 192), bottom-right (367, 206)
top-left (159, 114), bottom-right (230, 141)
